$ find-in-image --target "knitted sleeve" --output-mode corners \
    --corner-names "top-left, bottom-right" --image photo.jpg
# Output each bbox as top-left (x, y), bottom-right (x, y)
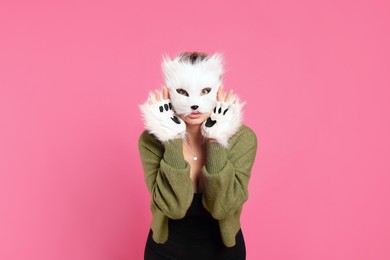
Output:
top-left (201, 126), bottom-right (258, 220)
top-left (138, 130), bottom-right (194, 219)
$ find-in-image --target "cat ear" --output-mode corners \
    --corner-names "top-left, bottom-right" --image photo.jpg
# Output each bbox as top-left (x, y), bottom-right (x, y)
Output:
top-left (161, 53), bottom-right (174, 82)
top-left (205, 52), bottom-right (225, 77)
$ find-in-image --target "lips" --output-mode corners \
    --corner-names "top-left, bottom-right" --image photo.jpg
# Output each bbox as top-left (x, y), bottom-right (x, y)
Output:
top-left (188, 112), bottom-right (201, 119)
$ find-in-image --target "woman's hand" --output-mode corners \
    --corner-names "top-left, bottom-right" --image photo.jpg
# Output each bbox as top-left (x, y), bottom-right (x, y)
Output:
top-left (148, 86), bottom-right (169, 103)
top-left (139, 86), bottom-right (186, 142)
top-left (201, 85), bottom-right (245, 147)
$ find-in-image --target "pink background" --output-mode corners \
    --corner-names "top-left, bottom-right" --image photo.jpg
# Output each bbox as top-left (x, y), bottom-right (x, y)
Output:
top-left (1, 0), bottom-right (389, 259)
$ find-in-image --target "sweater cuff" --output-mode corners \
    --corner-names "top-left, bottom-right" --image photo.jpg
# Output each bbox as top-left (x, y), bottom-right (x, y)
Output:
top-left (206, 141), bottom-right (228, 174)
top-left (162, 138), bottom-right (186, 169)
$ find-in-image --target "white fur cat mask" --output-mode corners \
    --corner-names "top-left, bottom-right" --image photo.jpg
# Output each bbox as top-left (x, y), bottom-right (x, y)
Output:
top-left (161, 52), bottom-right (224, 117)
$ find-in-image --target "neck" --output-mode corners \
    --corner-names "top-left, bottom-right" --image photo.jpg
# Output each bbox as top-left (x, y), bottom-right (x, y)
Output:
top-left (185, 124), bottom-right (203, 147)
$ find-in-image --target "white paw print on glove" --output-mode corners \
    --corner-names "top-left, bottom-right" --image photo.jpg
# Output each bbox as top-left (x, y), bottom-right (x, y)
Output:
top-left (139, 86), bottom-right (186, 142)
top-left (201, 86), bottom-right (245, 148)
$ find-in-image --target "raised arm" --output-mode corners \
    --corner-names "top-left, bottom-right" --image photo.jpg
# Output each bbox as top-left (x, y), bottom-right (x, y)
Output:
top-left (201, 126), bottom-right (258, 220)
top-left (138, 131), bottom-right (194, 219)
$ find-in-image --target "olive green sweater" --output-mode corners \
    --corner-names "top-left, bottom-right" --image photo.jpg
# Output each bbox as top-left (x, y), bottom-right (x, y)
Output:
top-left (137, 124), bottom-right (258, 247)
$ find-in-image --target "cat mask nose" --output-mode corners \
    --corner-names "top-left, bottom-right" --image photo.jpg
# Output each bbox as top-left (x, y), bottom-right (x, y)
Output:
top-left (191, 105), bottom-right (199, 110)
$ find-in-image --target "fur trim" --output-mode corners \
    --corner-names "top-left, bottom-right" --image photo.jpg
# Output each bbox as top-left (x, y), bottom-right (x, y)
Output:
top-left (139, 93), bottom-right (186, 142)
top-left (201, 93), bottom-right (245, 148)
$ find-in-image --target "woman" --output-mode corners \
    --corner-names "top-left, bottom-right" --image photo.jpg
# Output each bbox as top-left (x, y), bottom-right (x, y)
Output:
top-left (138, 52), bottom-right (257, 259)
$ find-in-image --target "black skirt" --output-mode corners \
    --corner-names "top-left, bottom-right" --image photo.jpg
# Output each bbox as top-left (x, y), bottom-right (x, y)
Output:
top-left (144, 193), bottom-right (246, 260)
